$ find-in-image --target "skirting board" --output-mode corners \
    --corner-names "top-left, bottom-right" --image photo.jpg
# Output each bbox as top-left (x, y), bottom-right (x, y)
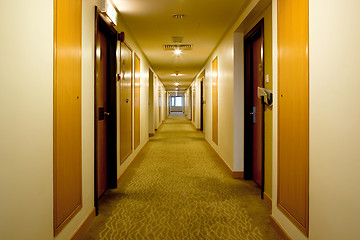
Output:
top-left (117, 141), bottom-right (150, 186)
top-left (205, 140), bottom-right (244, 179)
top-left (270, 215), bottom-right (292, 240)
top-left (70, 208), bottom-right (96, 240)
top-left (264, 192), bottom-right (272, 208)
top-left (232, 171), bottom-right (244, 179)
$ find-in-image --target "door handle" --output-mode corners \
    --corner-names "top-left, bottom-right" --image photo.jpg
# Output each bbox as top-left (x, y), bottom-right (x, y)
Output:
top-left (251, 106), bottom-right (256, 123)
top-left (104, 112), bottom-right (110, 116)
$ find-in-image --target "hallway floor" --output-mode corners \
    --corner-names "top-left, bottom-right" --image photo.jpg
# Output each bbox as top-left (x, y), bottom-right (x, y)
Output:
top-left (81, 114), bottom-right (279, 240)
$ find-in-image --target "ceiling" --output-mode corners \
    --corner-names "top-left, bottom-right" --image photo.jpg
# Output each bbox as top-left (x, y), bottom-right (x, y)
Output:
top-left (112, 0), bottom-right (249, 91)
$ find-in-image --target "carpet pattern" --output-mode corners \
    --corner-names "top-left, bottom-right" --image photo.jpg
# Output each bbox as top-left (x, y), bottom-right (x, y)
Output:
top-left (81, 114), bottom-right (279, 240)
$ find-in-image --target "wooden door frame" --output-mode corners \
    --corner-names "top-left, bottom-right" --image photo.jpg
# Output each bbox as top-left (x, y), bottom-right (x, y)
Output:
top-left (94, 7), bottom-right (118, 215)
top-left (244, 19), bottom-right (265, 198)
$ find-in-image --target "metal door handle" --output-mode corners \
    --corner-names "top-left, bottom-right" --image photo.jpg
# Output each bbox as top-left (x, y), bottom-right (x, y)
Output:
top-left (252, 106), bottom-right (255, 123)
top-left (104, 112), bottom-right (110, 116)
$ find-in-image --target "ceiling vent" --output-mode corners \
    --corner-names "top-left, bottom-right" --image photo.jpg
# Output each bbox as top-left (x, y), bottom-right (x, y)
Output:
top-left (172, 36), bottom-right (183, 43)
top-left (163, 44), bottom-right (193, 50)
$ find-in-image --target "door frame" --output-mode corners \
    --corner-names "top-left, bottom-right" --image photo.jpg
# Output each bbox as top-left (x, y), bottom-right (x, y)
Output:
top-left (94, 7), bottom-right (118, 215)
top-left (200, 78), bottom-right (204, 131)
top-left (243, 19), bottom-right (265, 198)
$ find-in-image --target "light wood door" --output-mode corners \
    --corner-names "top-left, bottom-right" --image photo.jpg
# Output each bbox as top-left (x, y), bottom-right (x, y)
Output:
top-left (120, 42), bottom-right (132, 164)
top-left (159, 88), bottom-right (161, 122)
top-left (96, 30), bottom-right (108, 198)
top-left (200, 79), bottom-right (204, 131)
top-left (278, 0), bottom-right (309, 235)
top-left (53, 0), bottom-right (82, 235)
top-left (212, 57), bottom-right (218, 145)
top-left (134, 54), bottom-right (140, 150)
top-left (252, 37), bottom-right (264, 187)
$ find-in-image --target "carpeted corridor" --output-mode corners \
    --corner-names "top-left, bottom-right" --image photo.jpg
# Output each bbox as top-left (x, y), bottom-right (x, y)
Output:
top-left (81, 114), bottom-right (280, 240)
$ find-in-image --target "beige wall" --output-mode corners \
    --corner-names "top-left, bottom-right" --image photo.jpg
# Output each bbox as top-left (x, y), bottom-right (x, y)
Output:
top-left (0, 0), bottom-right (53, 239)
top-left (201, 33), bottom-right (235, 169)
top-left (194, 0), bottom-right (272, 172)
top-left (309, 0), bottom-right (360, 239)
top-left (0, 0), bottom-right (152, 239)
top-left (272, 0), bottom-right (360, 239)
top-left (114, 9), bottom-right (152, 178)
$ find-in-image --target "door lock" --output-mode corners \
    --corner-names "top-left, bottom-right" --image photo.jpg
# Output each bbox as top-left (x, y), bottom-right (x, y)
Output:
top-left (251, 106), bottom-right (256, 124)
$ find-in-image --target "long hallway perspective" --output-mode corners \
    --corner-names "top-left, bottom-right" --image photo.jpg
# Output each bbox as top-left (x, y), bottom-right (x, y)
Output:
top-left (82, 114), bottom-right (279, 239)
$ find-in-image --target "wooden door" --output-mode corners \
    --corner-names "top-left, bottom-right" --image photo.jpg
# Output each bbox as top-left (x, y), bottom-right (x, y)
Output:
top-left (244, 20), bottom-right (264, 196)
top-left (96, 30), bottom-right (108, 198)
top-left (120, 42), bottom-right (132, 164)
top-left (134, 54), bottom-right (140, 150)
top-left (200, 79), bottom-right (204, 131)
top-left (212, 57), bottom-right (218, 144)
top-left (53, 0), bottom-right (82, 235)
top-left (278, 0), bottom-right (309, 235)
top-left (252, 37), bottom-right (264, 187)
top-left (159, 88), bottom-right (161, 122)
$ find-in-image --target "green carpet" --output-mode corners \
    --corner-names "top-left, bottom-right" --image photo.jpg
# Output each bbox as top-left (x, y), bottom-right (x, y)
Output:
top-left (81, 114), bottom-right (279, 240)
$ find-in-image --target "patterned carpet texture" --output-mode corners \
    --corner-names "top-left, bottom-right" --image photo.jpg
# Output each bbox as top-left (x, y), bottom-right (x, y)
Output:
top-left (81, 114), bottom-right (279, 240)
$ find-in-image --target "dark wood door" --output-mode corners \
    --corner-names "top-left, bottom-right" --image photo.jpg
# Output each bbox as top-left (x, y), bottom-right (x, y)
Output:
top-left (96, 30), bottom-right (108, 198)
top-left (244, 20), bottom-right (264, 196)
top-left (252, 37), bottom-right (264, 187)
top-left (120, 42), bottom-right (132, 164)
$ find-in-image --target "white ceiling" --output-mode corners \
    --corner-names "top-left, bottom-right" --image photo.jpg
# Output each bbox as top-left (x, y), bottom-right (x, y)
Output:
top-left (113, 0), bottom-right (249, 91)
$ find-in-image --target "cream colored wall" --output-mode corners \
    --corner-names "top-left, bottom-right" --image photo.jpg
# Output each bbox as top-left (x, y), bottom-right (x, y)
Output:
top-left (243, 5), bottom-right (273, 198)
top-left (0, 1), bottom-right (53, 239)
top-left (202, 32), bottom-right (235, 169)
top-left (190, 79), bottom-right (201, 129)
top-left (309, 0), bottom-right (360, 239)
top-left (115, 12), bottom-right (151, 177)
top-left (195, 0), bottom-right (271, 172)
top-left (153, 77), bottom-right (165, 129)
top-left (272, 0), bottom-right (360, 239)
top-left (0, 1), bottom-right (152, 239)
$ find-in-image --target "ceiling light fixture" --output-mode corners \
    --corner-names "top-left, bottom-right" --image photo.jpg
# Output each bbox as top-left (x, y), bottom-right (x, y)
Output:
top-left (175, 82), bottom-right (179, 86)
top-left (174, 49), bottom-right (182, 56)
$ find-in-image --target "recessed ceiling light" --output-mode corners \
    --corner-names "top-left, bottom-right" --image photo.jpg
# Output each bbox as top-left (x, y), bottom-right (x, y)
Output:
top-left (172, 14), bottom-right (185, 19)
top-left (175, 82), bottom-right (179, 86)
top-left (174, 49), bottom-right (182, 56)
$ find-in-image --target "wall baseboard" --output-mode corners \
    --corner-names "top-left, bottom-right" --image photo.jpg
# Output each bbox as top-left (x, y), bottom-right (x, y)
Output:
top-left (270, 215), bottom-right (292, 240)
top-left (70, 208), bottom-right (96, 240)
top-left (232, 171), bottom-right (244, 179)
top-left (264, 192), bottom-right (272, 208)
top-left (117, 141), bottom-right (149, 186)
top-left (205, 140), bottom-right (243, 179)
